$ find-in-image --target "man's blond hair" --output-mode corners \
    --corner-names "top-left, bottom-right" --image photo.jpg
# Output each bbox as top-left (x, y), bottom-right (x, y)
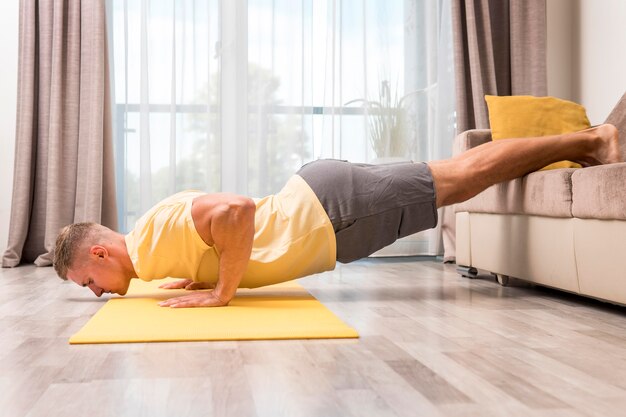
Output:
top-left (53, 222), bottom-right (102, 280)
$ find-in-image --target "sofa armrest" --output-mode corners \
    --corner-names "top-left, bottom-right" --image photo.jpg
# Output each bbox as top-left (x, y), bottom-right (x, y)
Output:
top-left (453, 129), bottom-right (492, 156)
top-left (603, 91), bottom-right (626, 160)
top-left (443, 129), bottom-right (492, 263)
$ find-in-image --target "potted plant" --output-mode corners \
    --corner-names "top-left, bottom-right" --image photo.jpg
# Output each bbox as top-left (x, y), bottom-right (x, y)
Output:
top-left (345, 80), bottom-right (429, 163)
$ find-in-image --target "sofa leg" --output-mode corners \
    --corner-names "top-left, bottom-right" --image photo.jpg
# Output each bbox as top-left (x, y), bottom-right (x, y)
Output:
top-left (493, 273), bottom-right (510, 286)
top-left (457, 266), bottom-right (478, 279)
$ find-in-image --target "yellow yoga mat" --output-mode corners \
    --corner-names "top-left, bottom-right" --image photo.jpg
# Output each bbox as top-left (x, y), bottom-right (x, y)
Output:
top-left (69, 278), bottom-right (359, 344)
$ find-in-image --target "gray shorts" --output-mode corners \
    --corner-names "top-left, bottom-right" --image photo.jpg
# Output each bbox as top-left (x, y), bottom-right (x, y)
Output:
top-left (297, 159), bottom-right (438, 263)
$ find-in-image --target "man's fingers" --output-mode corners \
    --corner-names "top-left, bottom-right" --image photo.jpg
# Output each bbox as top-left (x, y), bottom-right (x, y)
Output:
top-left (158, 280), bottom-right (214, 291)
top-left (158, 292), bottom-right (227, 308)
top-left (159, 279), bottom-right (193, 289)
top-left (169, 301), bottom-right (204, 308)
top-left (158, 296), bottom-right (186, 306)
top-left (158, 294), bottom-right (203, 307)
top-left (158, 283), bottom-right (175, 289)
top-left (185, 282), bottom-right (215, 290)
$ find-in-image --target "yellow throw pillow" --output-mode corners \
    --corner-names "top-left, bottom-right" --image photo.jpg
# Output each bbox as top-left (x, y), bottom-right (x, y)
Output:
top-left (485, 95), bottom-right (591, 170)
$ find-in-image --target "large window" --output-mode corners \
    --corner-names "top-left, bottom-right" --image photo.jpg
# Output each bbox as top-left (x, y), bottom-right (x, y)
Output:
top-left (108, 0), bottom-right (455, 256)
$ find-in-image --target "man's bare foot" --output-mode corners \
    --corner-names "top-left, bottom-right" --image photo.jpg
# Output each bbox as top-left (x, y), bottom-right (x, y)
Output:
top-left (577, 124), bottom-right (621, 167)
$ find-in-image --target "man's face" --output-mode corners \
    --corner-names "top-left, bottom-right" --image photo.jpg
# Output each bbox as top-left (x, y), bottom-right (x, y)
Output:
top-left (67, 260), bottom-right (131, 297)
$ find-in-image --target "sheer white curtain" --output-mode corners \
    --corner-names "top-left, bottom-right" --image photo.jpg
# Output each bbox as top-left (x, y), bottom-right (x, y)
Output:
top-left (107, 0), bottom-right (455, 256)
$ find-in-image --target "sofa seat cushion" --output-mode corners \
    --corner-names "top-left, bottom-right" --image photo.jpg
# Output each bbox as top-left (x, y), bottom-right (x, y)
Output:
top-left (456, 169), bottom-right (577, 217)
top-left (572, 163), bottom-right (626, 220)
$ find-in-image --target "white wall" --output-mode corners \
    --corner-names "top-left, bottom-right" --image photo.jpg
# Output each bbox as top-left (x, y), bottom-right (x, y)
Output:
top-left (574, 0), bottom-right (626, 124)
top-left (546, 0), bottom-right (574, 102)
top-left (548, 0), bottom-right (626, 124)
top-left (0, 2), bottom-right (19, 255)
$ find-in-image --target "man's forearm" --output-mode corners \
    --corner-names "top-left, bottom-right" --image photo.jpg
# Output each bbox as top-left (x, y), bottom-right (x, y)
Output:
top-left (211, 201), bottom-right (256, 303)
top-left (214, 245), bottom-right (252, 303)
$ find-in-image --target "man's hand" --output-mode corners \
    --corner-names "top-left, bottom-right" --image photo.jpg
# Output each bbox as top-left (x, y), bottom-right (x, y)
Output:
top-left (158, 290), bottom-right (229, 308)
top-left (159, 279), bottom-right (215, 290)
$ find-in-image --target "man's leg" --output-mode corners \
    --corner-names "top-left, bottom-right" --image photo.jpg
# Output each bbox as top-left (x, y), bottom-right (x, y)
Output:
top-left (428, 124), bottom-right (621, 208)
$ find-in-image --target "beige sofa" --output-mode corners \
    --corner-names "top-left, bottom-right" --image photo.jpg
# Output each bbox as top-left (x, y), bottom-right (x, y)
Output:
top-left (454, 93), bottom-right (626, 306)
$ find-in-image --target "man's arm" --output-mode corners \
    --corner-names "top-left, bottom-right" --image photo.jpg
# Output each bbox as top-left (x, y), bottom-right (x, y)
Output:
top-left (207, 195), bottom-right (256, 302)
top-left (158, 193), bottom-right (256, 308)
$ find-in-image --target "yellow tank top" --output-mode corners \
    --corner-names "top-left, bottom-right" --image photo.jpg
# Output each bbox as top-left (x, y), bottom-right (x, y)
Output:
top-left (125, 175), bottom-right (337, 288)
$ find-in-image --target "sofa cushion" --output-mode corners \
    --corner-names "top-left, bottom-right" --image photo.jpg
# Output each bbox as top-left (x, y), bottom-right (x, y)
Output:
top-left (456, 169), bottom-right (576, 217)
top-left (485, 95), bottom-right (590, 170)
top-left (571, 163), bottom-right (626, 220)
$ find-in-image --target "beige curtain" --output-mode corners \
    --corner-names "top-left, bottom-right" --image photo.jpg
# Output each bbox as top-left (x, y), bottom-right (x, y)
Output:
top-left (2, 0), bottom-right (117, 268)
top-left (442, 0), bottom-right (548, 262)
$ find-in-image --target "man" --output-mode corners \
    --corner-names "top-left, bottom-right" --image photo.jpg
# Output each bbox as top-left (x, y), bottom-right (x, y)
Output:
top-left (54, 124), bottom-right (621, 308)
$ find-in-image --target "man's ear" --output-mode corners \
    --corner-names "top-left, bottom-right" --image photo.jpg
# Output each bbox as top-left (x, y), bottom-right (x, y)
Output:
top-left (89, 245), bottom-right (109, 260)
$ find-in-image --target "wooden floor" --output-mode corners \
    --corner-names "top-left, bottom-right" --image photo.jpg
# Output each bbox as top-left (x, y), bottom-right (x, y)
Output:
top-left (1, 258), bottom-right (626, 417)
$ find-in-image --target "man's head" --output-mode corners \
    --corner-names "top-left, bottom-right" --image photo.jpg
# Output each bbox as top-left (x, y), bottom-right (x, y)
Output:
top-left (54, 222), bottom-right (133, 297)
